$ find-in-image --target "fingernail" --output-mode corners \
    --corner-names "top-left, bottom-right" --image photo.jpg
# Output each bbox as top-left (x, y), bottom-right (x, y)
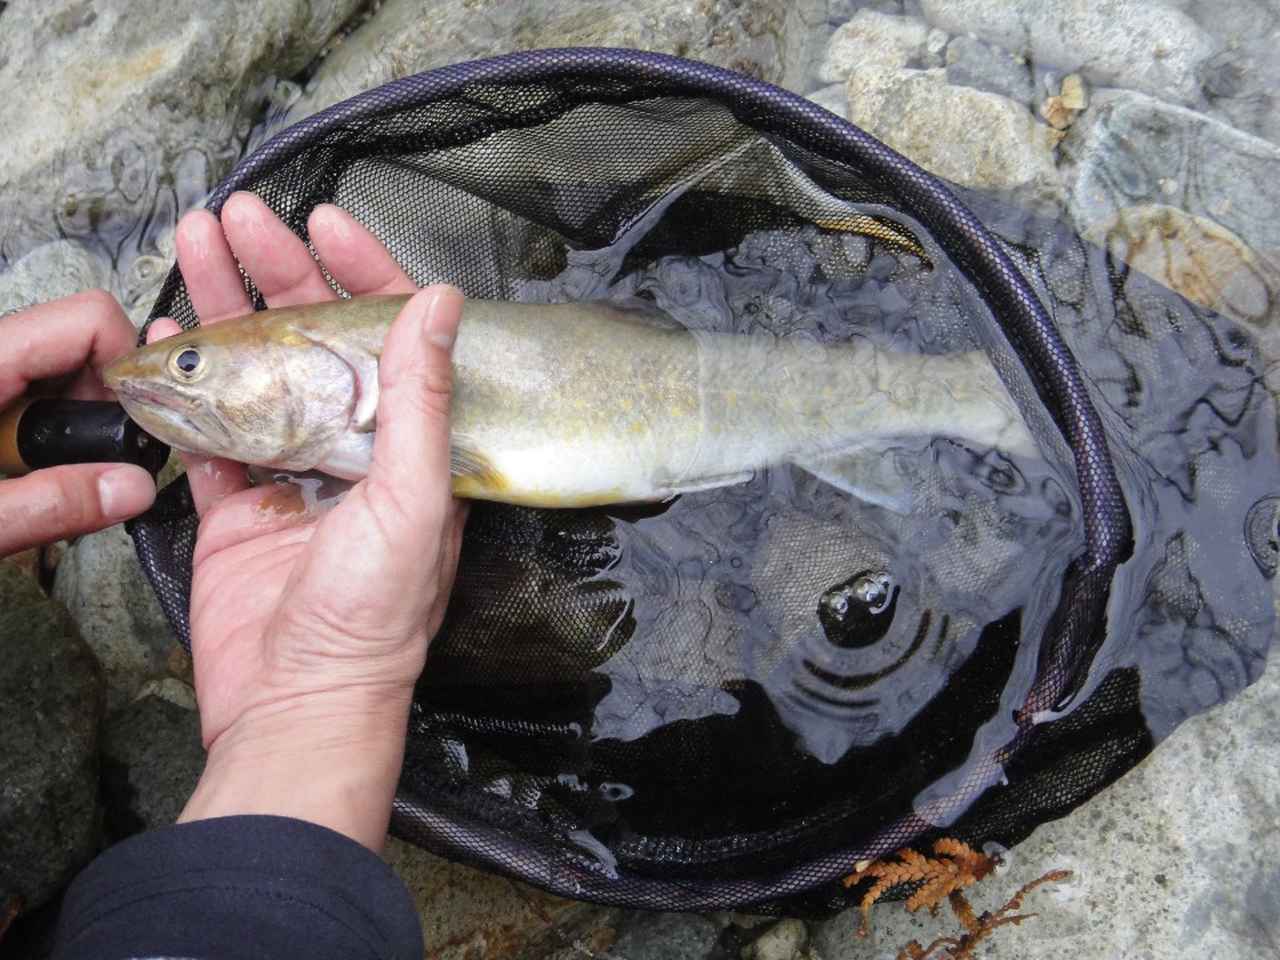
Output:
top-left (420, 287), bottom-right (461, 351)
top-left (98, 466), bottom-right (155, 521)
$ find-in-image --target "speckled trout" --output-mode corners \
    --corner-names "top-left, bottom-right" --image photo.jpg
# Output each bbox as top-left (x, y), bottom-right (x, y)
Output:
top-left (103, 295), bottom-right (1037, 508)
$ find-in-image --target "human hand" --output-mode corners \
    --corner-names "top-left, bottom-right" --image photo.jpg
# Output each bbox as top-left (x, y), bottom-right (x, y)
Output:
top-left (152, 193), bottom-right (468, 850)
top-left (0, 291), bottom-right (157, 556)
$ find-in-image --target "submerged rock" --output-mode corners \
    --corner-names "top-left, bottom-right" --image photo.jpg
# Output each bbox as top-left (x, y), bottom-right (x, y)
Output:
top-left (286, 0), bottom-right (826, 124)
top-left (0, 0), bottom-right (365, 280)
top-left (817, 10), bottom-right (929, 84)
top-left (100, 693), bottom-right (203, 841)
top-left (919, 0), bottom-right (1217, 107)
top-left (1064, 89), bottom-right (1280, 259)
top-left (52, 525), bottom-right (175, 715)
top-left (845, 67), bottom-right (1062, 209)
top-left (0, 240), bottom-right (111, 316)
top-left (0, 560), bottom-right (103, 912)
top-left (1082, 204), bottom-right (1274, 329)
top-left (944, 34), bottom-right (1034, 104)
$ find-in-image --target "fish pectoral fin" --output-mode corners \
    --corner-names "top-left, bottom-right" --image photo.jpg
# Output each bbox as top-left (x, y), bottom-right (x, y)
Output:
top-left (297, 330), bottom-right (380, 432)
top-left (794, 446), bottom-right (919, 514)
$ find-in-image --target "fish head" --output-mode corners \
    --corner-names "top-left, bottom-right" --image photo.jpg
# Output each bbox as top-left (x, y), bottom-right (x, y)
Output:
top-left (103, 317), bottom-right (357, 471)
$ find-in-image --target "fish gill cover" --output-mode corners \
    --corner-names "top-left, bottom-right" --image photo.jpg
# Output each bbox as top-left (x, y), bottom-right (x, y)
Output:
top-left (130, 49), bottom-right (1278, 913)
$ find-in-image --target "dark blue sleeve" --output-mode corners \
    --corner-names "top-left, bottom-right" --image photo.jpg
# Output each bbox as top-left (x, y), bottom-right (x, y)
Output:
top-left (52, 815), bottom-right (423, 960)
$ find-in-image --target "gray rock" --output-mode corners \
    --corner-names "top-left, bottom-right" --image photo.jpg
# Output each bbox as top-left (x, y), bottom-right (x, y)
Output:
top-left (845, 67), bottom-right (1063, 209)
top-left (0, 560), bottom-right (103, 912)
top-left (0, 240), bottom-right (111, 316)
top-left (920, 0), bottom-right (1217, 106)
top-left (945, 34), bottom-right (1034, 104)
top-left (922, 27), bottom-right (948, 69)
top-left (806, 83), bottom-right (848, 121)
top-left (744, 917), bottom-right (807, 960)
top-left (611, 911), bottom-right (721, 960)
top-left (52, 524), bottom-right (176, 715)
top-left (817, 10), bottom-right (929, 84)
top-left (1063, 89), bottom-right (1280, 257)
top-left (0, 0), bottom-right (365, 276)
top-left (101, 693), bottom-right (203, 841)
top-left (812, 650), bottom-right (1280, 959)
top-left (287, 0), bottom-right (826, 124)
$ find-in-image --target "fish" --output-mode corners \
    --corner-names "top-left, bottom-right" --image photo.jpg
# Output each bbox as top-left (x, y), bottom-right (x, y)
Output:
top-left (103, 294), bottom-right (1039, 509)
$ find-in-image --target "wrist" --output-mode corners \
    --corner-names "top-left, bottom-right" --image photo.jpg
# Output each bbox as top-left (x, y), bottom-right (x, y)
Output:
top-left (180, 686), bottom-right (413, 851)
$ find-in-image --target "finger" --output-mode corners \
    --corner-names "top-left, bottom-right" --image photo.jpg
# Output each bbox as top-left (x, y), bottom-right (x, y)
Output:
top-left (308, 205), bottom-right (417, 296)
top-left (175, 209), bottom-right (255, 324)
top-left (365, 285), bottom-right (463, 541)
top-left (144, 319), bottom-right (251, 513)
top-left (146, 318), bottom-right (183, 343)
top-left (221, 191), bottom-right (338, 309)
top-left (0, 464), bottom-right (155, 556)
top-left (0, 290), bottom-right (137, 405)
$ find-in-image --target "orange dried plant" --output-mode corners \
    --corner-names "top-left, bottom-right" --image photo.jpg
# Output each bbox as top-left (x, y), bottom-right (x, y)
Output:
top-left (898, 869), bottom-right (1072, 960)
top-left (842, 838), bottom-right (999, 936)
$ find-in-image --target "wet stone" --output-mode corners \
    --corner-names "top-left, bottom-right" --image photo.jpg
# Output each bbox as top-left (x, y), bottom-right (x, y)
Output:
top-left (1064, 89), bottom-right (1280, 258)
top-left (100, 693), bottom-right (203, 842)
top-left (920, 0), bottom-right (1217, 106)
top-left (0, 559), bottom-right (103, 913)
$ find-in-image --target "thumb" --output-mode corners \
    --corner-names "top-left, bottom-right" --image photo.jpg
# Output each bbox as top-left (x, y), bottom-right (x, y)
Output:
top-left (365, 285), bottom-right (463, 547)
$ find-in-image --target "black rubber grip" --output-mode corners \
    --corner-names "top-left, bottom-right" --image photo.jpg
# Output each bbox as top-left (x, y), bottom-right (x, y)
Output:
top-left (10, 399), bottom-right (168, 476)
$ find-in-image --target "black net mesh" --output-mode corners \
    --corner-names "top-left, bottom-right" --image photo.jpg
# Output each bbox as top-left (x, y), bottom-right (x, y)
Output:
top-left (127, 49), bottom-right (1278, 914)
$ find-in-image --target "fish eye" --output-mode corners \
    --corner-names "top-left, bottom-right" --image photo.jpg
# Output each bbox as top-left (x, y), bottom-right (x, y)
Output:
top-left (169, 347), bottom-right (205, 379)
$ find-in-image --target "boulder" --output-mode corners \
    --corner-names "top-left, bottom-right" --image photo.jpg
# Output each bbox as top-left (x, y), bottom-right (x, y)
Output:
top-left (0, 560), bottom-right (103, 912)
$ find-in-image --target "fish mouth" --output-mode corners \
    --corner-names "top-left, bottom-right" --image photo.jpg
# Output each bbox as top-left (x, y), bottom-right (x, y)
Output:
top-left (109, 376), bottom-right (232, 451)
